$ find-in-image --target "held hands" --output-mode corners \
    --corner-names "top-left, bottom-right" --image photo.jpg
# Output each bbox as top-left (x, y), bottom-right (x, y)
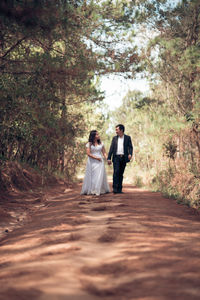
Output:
top-left (107, 160), bottom-right (112, 165)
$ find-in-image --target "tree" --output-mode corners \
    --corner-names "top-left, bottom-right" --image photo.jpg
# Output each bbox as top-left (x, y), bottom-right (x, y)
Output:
top-left (0, 0), bottom-right (140, 178)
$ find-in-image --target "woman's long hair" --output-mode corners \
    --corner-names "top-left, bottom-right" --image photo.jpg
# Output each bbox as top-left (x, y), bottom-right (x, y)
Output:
top-left (89, 130), bottom-right (101, 145)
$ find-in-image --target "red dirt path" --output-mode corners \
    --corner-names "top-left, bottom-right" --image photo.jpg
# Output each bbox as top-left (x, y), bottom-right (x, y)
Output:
top-left (0, 183), bottom-right (200, 300)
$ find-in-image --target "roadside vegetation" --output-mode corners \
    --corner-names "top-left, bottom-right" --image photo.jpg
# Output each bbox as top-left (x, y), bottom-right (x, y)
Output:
top-left (0, 0), bottom-right (199, 208)
top-left (111, 0), bottom-right (200, 208)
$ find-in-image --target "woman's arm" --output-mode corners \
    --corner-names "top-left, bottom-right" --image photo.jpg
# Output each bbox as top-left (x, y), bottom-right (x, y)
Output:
top-left (107, 137), bottom-right (115, 165)
top-left (107, 137), bottom-right (115, 160)
top-left (86, 145), bottom-right (101, 161)
top-left (102, 145), bottom-right (107, 160)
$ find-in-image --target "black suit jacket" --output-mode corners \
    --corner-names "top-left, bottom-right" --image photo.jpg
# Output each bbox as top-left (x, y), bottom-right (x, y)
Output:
top-left (107, 134), bottom-right (133, 163)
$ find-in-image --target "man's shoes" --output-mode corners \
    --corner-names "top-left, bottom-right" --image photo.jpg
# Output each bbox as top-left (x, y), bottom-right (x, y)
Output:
top-left (117, 190), bottom-right (124, 194)
top-left (113, 190), bottom-right (124, 194)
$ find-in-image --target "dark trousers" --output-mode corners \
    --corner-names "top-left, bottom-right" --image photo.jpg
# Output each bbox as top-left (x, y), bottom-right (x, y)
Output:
top-left (113, 155), bottom-right (126, 192)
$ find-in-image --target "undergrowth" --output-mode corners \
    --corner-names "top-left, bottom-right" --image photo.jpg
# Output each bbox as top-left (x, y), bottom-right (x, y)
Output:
top-left (151, 159), bottom-right (200, 209)
top-left (0, 161), bottom-right (62, 196)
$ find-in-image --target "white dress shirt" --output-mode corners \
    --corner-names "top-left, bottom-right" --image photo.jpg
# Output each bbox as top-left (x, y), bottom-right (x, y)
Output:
top-left (116, 135), bottom-right (124, 155)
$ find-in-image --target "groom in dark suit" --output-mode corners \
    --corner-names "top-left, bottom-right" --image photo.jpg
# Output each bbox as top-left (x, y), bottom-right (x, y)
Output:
top-left (107, 124), bottom-right (133, 194)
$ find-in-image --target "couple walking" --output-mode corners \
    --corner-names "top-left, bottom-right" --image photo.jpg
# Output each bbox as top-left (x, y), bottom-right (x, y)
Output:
top-left (81, 124), bottom-right (133, 195)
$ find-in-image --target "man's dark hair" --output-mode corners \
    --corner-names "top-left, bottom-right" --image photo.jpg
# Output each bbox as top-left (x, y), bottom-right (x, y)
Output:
top-left (116, 124), bottom-right (125, 132)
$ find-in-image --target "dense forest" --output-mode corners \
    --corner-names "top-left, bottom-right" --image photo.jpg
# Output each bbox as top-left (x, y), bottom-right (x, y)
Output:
top-left (112, 0), bottom-right (200, 207)
top-left (0, 0), bottom-right (199, 208)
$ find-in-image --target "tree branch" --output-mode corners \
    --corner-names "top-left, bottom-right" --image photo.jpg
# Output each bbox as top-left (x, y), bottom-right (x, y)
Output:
top-left (1, 37), bottom-right (27, 59)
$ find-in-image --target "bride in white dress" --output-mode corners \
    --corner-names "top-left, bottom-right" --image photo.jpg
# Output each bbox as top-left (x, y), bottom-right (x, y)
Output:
top-left (81, 130), bottom-right (110, 195)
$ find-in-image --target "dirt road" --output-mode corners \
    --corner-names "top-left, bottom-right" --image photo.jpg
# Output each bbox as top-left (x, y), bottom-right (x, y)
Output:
top-left (0, 184), bottom-right (200, 300)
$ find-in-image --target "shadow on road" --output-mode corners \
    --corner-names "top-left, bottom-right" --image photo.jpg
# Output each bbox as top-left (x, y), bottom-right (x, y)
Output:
top-left (0, 184), bottom-right (200, 300)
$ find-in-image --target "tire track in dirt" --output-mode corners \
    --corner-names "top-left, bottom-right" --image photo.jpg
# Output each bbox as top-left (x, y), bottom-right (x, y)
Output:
top-left (0, 184), bottom-right (200, 300)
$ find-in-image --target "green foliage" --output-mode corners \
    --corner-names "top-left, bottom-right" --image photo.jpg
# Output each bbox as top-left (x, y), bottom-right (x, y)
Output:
top-left (163, 140), bottom-right (178, 160)
top-left (0, 0), bottom-right (140, 180)
top-left (110, 0), bottom-right (200, 207)
top-left (1, 0), bottom-right (199, 203)
top-left (144, 0), bottom-right (200, 117)
top-left (152, 163), bottom-right (200, 209)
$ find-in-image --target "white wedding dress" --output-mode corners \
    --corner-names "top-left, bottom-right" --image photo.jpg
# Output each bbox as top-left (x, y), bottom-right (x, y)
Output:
top-left (81, 143), bottom-right (110, 195)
